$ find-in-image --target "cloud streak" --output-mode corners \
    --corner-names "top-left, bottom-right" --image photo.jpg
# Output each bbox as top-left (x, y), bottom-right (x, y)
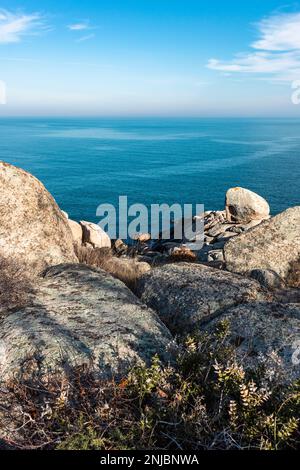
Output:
top-left (207, 11), bottom-right (300, 81)
top-left (68, 20), bottom-right (96, 42)
top-left (0, 9), bottom-right (44, 44)
top-left (68, 22), bottom-right (89, 31)
top-left (76, 33), bottom-right (95, 43)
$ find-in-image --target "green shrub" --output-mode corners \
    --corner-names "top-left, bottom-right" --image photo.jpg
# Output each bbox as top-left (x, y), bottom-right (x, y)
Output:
top-left (0, 323), bottom-right (299, 450)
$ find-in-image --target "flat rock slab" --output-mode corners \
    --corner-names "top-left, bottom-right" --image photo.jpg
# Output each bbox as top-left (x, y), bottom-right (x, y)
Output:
top-left (136, 263), bottom-right (269, 334)
top-left (224, 207), bottom-right (300, 280)
top-left (0, 264), bottom-right (174, 381)
top-left (204, 302), bottom-right (300, 384)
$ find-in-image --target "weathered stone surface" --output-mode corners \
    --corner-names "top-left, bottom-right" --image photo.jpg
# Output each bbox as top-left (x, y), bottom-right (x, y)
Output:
top-left (0, 162), bottom-right (77, 276)
top-left (204, 302), bottom-right (300, 383)
top-left (216, 232), bottom-right (238, 241)
top-left (249, 269), bottom-right (285, 290)
top-left (68, 219), bottom-right (83, 245)
top-left (0, 264), bottom-right (174, 380)
top-left (197, 243), bottom-right (225, 262)
top-left (224, 207), bottom-right (300, 280)
top-left (136, 263), bottom-right (269, 334)
top-left (225, 187), bottom-right (270, 223)
top-left (238, 219), bottom-right (265, 231)
top-left (80, 221), bottom-right (111, 249)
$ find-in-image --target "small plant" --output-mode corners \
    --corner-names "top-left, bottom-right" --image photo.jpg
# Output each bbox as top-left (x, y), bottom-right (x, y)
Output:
top-left (0, 323), bottom-right (299, 451)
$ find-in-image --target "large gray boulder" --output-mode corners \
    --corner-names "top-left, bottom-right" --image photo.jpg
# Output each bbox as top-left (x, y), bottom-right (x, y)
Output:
top-left (136, 263), bottom-right (269, 334)
top-left (225, 187), bottom-right (270, 223)
top-left (0, 264), bottom-right (174, 380)
top-left (224, 207), bottom-right (300, 280)
top-left (204, 302), bottom-right (300, 384)
top-left (0, 162), bottom-right (77, 276)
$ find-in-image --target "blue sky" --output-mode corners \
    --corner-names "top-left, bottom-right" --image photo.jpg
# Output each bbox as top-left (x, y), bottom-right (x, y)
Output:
top-left (1, 0), bottom-right (300, 116)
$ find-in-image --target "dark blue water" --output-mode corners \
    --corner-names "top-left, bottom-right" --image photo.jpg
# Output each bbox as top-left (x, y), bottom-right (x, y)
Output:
top-left (0, 117), bottom-right (299, 222)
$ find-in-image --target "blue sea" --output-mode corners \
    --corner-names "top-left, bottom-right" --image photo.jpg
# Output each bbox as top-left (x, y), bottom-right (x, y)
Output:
top-left (0, 117), bottom-right (299, 222)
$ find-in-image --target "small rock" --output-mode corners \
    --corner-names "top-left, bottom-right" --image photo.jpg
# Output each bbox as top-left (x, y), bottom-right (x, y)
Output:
top-left (204, 235), bottom-right (215, 245)
top-left (133, 233), bottom-right (151, 243)
top-left (80, 221), bottom-right (111, 249)
top-left (207, 249), bottom-right (225, 262)
top-left (227, 226), bottom-right (245, 234)
top-left (197, 243), bottom-right (225, 261)
top-left (216, 232), bottom-right (238, 241)
top-left (206, 223), bottom-right (224, 238)
top-left (225, 187), bottom-right (270, 224)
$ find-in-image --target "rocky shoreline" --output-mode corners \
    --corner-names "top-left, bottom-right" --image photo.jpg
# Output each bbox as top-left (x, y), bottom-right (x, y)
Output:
top-left (0, 161), bottom-right (299, 385)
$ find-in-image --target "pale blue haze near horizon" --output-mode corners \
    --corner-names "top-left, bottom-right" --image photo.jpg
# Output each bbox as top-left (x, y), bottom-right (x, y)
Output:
top-left (0, 117), bottom-right (299, 222)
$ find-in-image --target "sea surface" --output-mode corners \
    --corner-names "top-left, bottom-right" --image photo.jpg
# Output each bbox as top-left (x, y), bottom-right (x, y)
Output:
top-left (0, 117), bottom-right (299, 222)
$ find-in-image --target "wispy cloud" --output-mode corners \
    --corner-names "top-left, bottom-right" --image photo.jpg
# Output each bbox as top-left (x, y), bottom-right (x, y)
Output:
top-left (252, 12), bottom-right (300, 51)
top-left (68, 22), bottom-right (89, 31)
top-left (207, 11), bottom-right (300, 81)
top-left (76, 33), bottom-right (95, 43)
top-left (0, 9), bottom-right (45, 44)
top-left (68, 20), bottom-right (96, 42)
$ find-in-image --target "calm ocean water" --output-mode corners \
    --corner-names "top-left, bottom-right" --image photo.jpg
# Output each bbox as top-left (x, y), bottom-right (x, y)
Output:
top-left (0, 117), bottom-right (299, 222)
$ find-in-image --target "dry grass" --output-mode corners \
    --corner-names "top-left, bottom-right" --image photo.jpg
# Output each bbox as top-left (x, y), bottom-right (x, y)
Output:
top-left (169, 247), bottom-right (197, 263)
top-left (286, 258), bottom-right (300, 288)
top-left (75, 244), bottom-right (150, 290)
top-left (0, 323), bottom-right (299, 451)
top-left (0, 256), bottom-right (33, 309)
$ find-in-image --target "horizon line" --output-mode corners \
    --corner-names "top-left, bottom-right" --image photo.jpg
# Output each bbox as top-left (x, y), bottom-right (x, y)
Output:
top-left (1, 114), bottom-right (300, 120)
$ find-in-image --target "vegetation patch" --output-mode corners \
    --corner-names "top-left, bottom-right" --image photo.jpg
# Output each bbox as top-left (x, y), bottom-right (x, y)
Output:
top-left (0, 322), bottom-right (299, 451)
top-left (75, 244), bottom-right (148, 290)
top-left (0, 256), bottom-right (34, 309)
